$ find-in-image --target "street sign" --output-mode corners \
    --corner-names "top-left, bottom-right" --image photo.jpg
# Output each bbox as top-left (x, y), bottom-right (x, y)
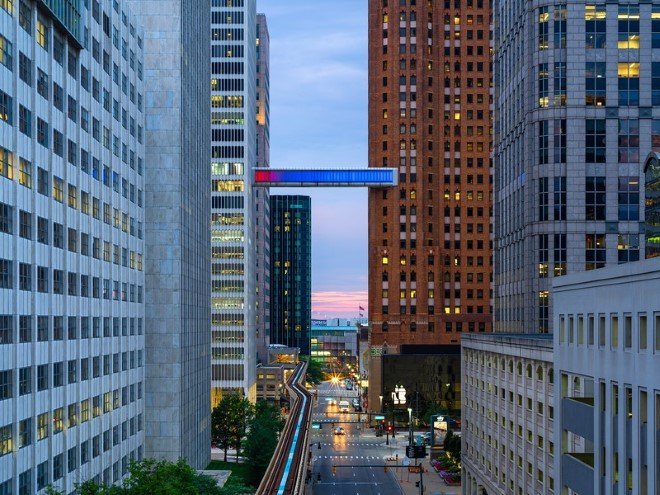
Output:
top-left (374, 415), bottom-right (385, 420)
top-left (406, 445), bottom-right (426, 459)
top-left (408, 465), bottom-right (422, 474)
top-left (311, 423), bottom-right (321, 429)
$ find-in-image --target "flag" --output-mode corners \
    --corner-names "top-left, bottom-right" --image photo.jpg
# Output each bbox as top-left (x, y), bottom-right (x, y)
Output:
top-left (359, 306), bottom-right (365, 311)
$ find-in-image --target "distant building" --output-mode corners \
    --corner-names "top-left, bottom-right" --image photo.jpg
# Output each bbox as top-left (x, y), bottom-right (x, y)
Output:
top-left (270, 195), bottom-right (312, 355)
top-left (255, 13), bottom-right (271, 363)
top-left (461, 334), bottom-right (555, 495)
top-left (379, 347), bottom-right (462, 423)
top-left (367, 0), bottom-right (493, 414)
top-left (256, 365), bottom-right (285, 405)
top-left (311, 324), bottom-right (359, 369)
top-left (553, 257), bottom-right (660, 495)
top-left (645, 152), bottom-right (660, 259)
top-left (210, 0), bottom-right (258, 403)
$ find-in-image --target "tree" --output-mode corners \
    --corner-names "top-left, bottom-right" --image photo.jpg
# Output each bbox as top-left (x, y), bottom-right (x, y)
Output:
top-left (46, 459), bottom-right (223, 495)
top-left (244, 401), bottom-right (284, 485)
top-left (443, 430), bottom-right (461, 464)
top-left (299, 355), bottom-right (323, 384)
top-left (212, 394), bottom-right (255, 462)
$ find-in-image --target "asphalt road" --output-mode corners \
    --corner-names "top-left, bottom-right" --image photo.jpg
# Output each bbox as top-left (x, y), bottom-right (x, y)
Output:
top-left (308, 382), bottom-right (403, 495)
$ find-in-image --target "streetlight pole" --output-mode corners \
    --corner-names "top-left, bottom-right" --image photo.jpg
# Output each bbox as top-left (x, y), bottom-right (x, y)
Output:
top-left (407, 407), bottom-right (413, 448)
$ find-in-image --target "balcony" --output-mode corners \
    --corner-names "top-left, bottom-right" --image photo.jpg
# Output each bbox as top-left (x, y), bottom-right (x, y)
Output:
top-left (561, 397), bottom-right (595, 442)
top-left (562, 452), bottom-right (595, 495)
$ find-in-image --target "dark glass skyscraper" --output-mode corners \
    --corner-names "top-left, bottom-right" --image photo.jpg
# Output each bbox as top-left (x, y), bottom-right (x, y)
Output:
top-left (270, 195), bottom-right (312, 355)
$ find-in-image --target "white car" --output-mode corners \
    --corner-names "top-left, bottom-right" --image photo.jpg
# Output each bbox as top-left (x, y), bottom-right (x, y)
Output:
top-left (328, 398), bottom-right (337, 406)
top-left (334, 426), bottom-right (345, 435)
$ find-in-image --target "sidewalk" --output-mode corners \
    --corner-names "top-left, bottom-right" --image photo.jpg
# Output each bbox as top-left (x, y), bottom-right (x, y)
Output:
top-left (383, 437), bottom-right (461, 495)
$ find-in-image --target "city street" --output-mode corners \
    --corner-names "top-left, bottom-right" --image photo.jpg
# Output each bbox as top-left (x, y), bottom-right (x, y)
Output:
top-left (307, 381), bottom-right (403, 495)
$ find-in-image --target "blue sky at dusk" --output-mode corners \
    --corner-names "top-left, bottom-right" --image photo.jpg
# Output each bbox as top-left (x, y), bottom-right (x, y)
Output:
top-left (258, 0), bottom-right (369, 318)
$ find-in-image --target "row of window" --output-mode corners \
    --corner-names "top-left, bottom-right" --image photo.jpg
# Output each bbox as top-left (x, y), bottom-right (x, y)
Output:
top-left (0, 429), bottom-right (142, 493)
top-left (0, 356), bottom-right (143, 402)
top-left (0, 204), bottom-right (143, 265)
top-left (537, 61), bottom-right (660, 108)
top-left (538, 4), bottom-right (660, 51)
top-left (0, 314), bottom-right (144, 345)
top-left (0, 259), bottom-right (144, 302)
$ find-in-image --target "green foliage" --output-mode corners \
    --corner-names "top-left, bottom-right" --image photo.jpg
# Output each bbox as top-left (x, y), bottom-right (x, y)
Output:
top-left (299, 355), bottom-right (323, 384)
top-left (46, 459), bottom-right (224, 495)
top-left (244, 401), bottom-right (284, 485)
top-left (212, 394), bottom-right (255, 462)
top-left (422, 404), bottom-right (448, 426)
top-left (443, 430), bottom-right (462, 464)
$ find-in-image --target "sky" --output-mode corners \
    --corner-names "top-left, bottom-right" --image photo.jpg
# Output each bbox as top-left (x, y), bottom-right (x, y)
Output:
top-left (257, 0), bottom-right (369, 318)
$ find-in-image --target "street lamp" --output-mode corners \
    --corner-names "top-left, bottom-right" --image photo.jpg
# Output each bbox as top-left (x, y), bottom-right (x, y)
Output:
top-left (407, 407), bottom-right (413, 447)
top-left (378, 395), bottom-right (383, 413)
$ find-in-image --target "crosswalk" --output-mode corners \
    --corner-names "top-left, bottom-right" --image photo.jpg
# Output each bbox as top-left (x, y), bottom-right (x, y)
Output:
top-left (314, 455), bottom-right (388, 460)
top-left (321, 442), bottom-right (385, 447)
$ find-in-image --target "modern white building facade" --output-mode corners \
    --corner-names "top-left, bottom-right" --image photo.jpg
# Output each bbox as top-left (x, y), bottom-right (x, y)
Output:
top-left (553, 257), bottom-right (660, 495)
top-left (462, 333), bottom-right (555, 495)
top-left (210, 0), bottom-right (257, 403)
top-left (0, 0), bottom-right (146, 491)
top-left (494, 0), bottom-right (655, 334)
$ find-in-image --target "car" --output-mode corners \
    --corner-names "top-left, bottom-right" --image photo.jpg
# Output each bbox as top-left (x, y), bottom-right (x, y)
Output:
top-left (334, 426), bottom-right (345, 435)
top-left (338, 400), bottom-right (350, 412)
top-left (328, 398), bottom-right (337, 406)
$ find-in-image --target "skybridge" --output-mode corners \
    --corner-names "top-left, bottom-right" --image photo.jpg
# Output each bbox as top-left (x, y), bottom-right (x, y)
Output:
top-left (253, 168), bottom-right (398, 188)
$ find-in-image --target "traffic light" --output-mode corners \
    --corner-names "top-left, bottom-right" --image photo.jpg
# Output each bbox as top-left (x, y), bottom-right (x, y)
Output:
top-left (332, 466), bottom-right (337, 476)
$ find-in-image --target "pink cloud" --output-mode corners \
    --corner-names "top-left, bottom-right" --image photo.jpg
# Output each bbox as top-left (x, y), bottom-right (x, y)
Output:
top-left (312, 290), bottom-right (368, 319)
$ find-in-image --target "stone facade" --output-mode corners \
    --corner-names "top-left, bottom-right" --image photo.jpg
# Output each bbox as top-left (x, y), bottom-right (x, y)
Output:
top-left (494, 0), bottom-right (652, 334)
top-left (126, 0), bottom-right (212, 470)
top-left (461, 334), bottom-right (555, 495)
top-left (553, 257), bottom-right (660, 495)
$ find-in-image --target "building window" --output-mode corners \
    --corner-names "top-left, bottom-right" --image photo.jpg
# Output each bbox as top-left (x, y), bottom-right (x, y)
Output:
top-left (652, 63), bottom-right (660, 106)
top-left (554, 234), bottom-right (567, 276)
top-left (18, 52), bottom-right (31, 85)
top-left (585, 234), bottom-right (606, 270)
top-left (18, 158), bottom-right (31, 188)
top-left (0, 34), bottom-right (12, 70)
top-left (617, 234), bottom-right (639, 263)
top-left (0, 147), bottom-right (13, 180)
top-left (36, 17), bottom-right (48, 49)
top-left (538, 234), bottom-right (549, 278)
top-left (554, 177), bottom-right (566, 221)
top-left (618, 119), bottom-right (639, 163)
top-left (618, 5), bottom-right (639, 49)
top-left (538, 7), bottom-right (549, 50)
top-left (653, 5), bottom-right (660, 48)
top-left (0, 91), bottom-right (12, 125)
top-left (0, 424), bottom-right (12, 457)
top-left (538, 177), bottom-right (549, 221)
top-left (539, 291), bottom-right (549, 333)
top-left (586, 176), bottom-right (606, 220)
top-left (18, 105), bottom-right (31, 136)
top-left (585, 62), bottom-right (606, 106)
top-left (18, 1), bottom-right (31, 34)
top-left (538, 120), bottom-right (549, 164)
top-left (553, 62), bottom-right (566, 106)
top-left (553, 119), bottom-right (566, 163)
top-left (618, 176), bottom-right (639, 221)
top-left (618, 63), bottom-right (639, 106)
top-left (538, 63), bottom-right (549, 107)
top-left (554, 5), bottom-right (566, 48)
top-left (585, 119), bottom-right (606, 163)
top-left (585, 4), bottom-right (606, 48)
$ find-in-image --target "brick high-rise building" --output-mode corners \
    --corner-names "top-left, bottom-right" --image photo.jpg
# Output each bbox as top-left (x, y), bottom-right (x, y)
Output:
top-left (367, 0), bottom-right (493, 412)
